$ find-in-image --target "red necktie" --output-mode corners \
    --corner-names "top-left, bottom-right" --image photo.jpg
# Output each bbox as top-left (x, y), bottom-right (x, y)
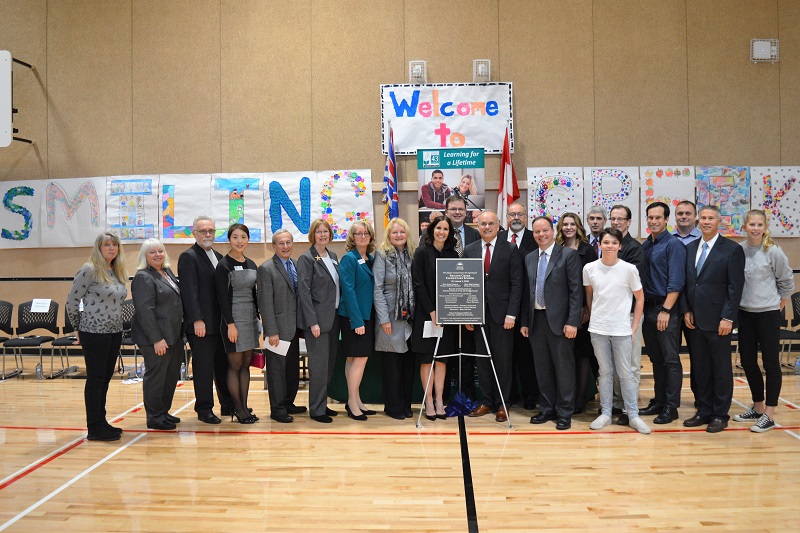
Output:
top-left (484, 243), bottom-right (491, 274)
top-left (511, 233), bottom-right (518, 245)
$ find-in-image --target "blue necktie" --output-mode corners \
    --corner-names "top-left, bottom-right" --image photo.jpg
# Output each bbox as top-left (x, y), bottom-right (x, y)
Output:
top-left (696, 242), bottom-right (709, 275)
top-left (286, 259), bottom-right (298, 295)
top-left (536, 251), bottom-right (547, 307)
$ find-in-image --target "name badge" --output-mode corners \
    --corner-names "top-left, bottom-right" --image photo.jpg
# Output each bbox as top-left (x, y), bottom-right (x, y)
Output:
top-left (358, 258), bottom-right (366, 265)
top-left (234, 266), bottom-right (243, 271)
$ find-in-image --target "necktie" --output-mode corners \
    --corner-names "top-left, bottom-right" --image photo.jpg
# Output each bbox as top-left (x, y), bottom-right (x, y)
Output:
top-left (286, 259), bottom-right (298, 295)
top-left (484, 243), bottom-right (491, 275)
top-left (696, 242), bottom-right (709, 275)
top-left (455, 230), bottom-right (464, 257)
top-left (536, 251), bottom-right (547, 307)
top-left (592, 237), bottom-right (599, 257)
top-left (511, 233), bottom-right (518, 245)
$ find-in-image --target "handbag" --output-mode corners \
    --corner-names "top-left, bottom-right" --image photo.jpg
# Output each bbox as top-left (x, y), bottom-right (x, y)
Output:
top-left (250, 351), bottom-right (265, 369)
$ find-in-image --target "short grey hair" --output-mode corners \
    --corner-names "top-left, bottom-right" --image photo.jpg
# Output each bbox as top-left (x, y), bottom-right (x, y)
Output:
top-left (192, 215), bottom-right (215, 227)
top-left (271, 229), bottom-right (293, 244)
top-left (698, 204), bottom-right (721, 217)
top-left (586, 205), bottom-right (607, 219)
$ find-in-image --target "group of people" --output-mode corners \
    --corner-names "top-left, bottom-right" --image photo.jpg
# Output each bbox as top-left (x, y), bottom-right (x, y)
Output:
top-left (65, 193), bottom-right (794, 441)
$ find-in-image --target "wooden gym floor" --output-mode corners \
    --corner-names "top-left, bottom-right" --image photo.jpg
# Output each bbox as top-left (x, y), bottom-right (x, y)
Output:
top-left (1, 356), bottom-right (799, 532)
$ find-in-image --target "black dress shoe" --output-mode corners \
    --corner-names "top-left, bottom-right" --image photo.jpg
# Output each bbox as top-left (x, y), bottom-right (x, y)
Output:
top-left (530, 411), bottom-right (557, 424)
top-left (617, 413), bottom-right (629, 426)
top-left (345, 404), bottom-right (368, 421)
top-left (87, 430), bottom-right (121, 442)
top-left (653, 406), bottom-right (679, 424)
top-left (556, 417), bottom-right (572, 430)
top-left (683, 414), bottom-right (710, 427)
top-left (198, 412), bottom-right (222, 424)
top-left (639, 402), bottom-right (664, 416)
top-left (403, 408), bottom-right (413, 418)
top-left (286, 405), bottom-right (308, 414)
top-left (385, 411), bottom-right (405, 420)
top-left (105, 424), bottom-right (123, 435)
top-left (360, 408), bottom-right (377, 416)
top-left (165, 414), bottom-right (181, 424)
top-left (706, 418), bottom-right (728, 433)
top-left (523, 398), bottom-right (536, 411)
top-left (325, 408), bottom-right (339, 417)
top-left (270, 413), bottom-right (294, 423)
top-left (311, 414), bottom-right (333, 423)
top-left (573, 406), bottom-right (585, 415)
top-left (147, 420), bottom-right (177, 430)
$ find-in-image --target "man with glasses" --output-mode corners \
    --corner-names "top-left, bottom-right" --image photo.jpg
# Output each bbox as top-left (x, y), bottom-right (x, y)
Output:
top-left (608, 205), bottom-right (645, 425)
top-left (499, 202), bottom-right (539, 411)
top-left (465, 211), bottom-right (523, 422)
top-left (177, 215), bottom-right (232, 423)
top-left (445, 195), bottom-right (480, 397)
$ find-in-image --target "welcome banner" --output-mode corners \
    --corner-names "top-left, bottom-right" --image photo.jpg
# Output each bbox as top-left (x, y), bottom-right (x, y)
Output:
top-left (381, 83), bottom-right (513, 155)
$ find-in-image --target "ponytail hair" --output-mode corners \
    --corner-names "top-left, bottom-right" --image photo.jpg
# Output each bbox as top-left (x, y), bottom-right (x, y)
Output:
top-left (744, 209), bottom-right (776, 251)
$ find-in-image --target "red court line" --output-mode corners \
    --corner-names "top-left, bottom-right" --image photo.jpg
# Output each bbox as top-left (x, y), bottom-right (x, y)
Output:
top-left (0, 439), bottom-right (85, 491)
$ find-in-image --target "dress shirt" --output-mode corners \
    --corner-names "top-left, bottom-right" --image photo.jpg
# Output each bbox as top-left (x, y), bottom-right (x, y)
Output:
top-left (672, 226), bottom-right (702, 246)
top-left (695, 234), bottom-right (719, 266)
top-left (204, 248), bottom-right (219, 268)
top-left (507, 230), bottom-right (523, 247)
top-left (641, 231), bottom-right (686, 300)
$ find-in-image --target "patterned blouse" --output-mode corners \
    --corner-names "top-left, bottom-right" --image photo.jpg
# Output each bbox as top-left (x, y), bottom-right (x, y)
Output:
top-left (66, 264), bottom-right (128, 334)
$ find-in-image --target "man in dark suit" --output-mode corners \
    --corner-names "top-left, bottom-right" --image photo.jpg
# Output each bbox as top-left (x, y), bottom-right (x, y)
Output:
top-left (498, 202), bottom-right (539, 410)
top-left (681, 205), bottom-right (745, 433)
top-left (609, 204), bottom-right (645, 425)
top-left (445, 195), bottom-right (480, 397)
top-left (465, 210), bottom-right (523, 422)
top-left (257, 229), bottom-right (306, 424)
top-left (177, 215), bottom-right (231, 424)
top-left (520, 216), bottom-right (583, 430)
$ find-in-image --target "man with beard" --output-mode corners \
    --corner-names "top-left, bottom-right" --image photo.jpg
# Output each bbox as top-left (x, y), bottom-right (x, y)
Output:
top-left (177, 215), bottom-right (232, 423)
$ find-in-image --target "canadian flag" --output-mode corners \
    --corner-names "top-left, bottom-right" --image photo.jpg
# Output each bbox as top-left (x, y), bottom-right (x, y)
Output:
top-left (496, 126), bottom-right (519, 221)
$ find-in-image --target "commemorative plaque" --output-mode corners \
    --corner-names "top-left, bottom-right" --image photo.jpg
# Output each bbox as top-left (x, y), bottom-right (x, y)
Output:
top-left (435, 258), bottom-right (484, 325)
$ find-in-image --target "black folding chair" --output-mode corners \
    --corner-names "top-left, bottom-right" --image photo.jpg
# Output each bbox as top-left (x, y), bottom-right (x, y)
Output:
top-left (3, 300), bottom-right (59, 380)
top-left (0, 301), bottom-right (17, 380)
top-left (50, 307), bottom-right (79, 378)
top-left (118, 299), bottom-right (139, 377)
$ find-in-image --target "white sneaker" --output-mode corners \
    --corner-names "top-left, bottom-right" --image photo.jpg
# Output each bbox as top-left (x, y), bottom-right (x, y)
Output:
top-left (629, 417), bottom-right (652, 434)
top-left (590, 414), bottom-right (612, 430)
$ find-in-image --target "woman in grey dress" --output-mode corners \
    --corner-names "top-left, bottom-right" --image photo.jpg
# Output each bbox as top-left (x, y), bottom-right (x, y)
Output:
top-left (374, 218), bottom-right (416, 420)
top-left (215, 223), bottom-right (259, 424)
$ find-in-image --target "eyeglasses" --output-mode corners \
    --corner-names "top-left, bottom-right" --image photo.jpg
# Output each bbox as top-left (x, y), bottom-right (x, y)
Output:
top-left (447, 208), bottom-right (466, 213)
top-left (609, 218), bottom-right (629, 223)
top-left (478, 222), bottom-right (498, 228)
top-left (194, 229), bottom-right (215, 235)
top-left (353, 232), bottom-right (370, 237)
top-left (507, 212), bottom-right (525, 218)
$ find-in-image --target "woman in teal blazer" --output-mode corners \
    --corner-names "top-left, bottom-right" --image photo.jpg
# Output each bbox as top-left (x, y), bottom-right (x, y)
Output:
top-left (338, 221), bottom-right (376, 421)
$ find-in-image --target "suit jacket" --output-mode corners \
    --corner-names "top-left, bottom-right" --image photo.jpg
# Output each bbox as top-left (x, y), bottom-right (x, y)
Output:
top-left (296, 245), bottom-right (340, 332)
top-left (337, 249), bottom-right (375, 329)
top-left (257, 255), bottom-right (298, 341)
top-left (681, 235), bottom-right (745, 331)
top-left (521, 243), bottom-right (583, 336)
top-left (465, 238), bottom-right (523, 324)
top-left (619, 232), bottom-right (645, 279)
top-left (498, 228), bottom-right (536, 259)
top-left (461, 224), bottom-right (480, 246)
top-left (177, 243), bottom-right (223, 336)
top-left (131, 266), bottom-right (184, 346)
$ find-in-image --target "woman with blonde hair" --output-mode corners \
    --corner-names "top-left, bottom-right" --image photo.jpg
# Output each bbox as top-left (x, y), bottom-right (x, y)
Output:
top-left (297, 218), bottom-right (341, 423)
top-left (733, 210), bottom-right (794, 432)
top-left (131, 238), bottom-right (184, 430)
top-left (374, 218), bottom-right (416, 419)
top-left (338, 221), bottom-right (377, 420)
top-left (556, 212), bottom-right (598, 414)
top-left (66, 232), bottom-right (128, 441)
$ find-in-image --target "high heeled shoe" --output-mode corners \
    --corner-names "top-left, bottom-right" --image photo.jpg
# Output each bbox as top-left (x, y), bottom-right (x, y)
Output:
top-left (434, 401), bottom-right (447, 420)
top-left (345, 403), bottom-right (367, 421)
top-left (359, 407), bottom-right (377, 416)
top-left (424, 405), bottom-right (436, 421)
top-left (231, 409), bottom-right (257, 424)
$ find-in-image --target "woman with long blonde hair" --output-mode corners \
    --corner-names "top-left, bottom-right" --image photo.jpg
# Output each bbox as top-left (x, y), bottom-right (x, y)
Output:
top-left (733, 210), bottom-right (794, 432)
top-left (66, 232), bottom-right (128, 441)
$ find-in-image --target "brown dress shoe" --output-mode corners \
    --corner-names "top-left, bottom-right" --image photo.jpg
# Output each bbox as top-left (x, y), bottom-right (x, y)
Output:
top-left (495, 407), bottom-right (508, 422)
top-left (469, 404), bottom-right (493, 417)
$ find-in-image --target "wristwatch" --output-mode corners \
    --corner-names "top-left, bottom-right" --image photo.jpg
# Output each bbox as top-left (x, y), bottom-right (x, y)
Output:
top-left (659, 306), bottom-right (671, 314)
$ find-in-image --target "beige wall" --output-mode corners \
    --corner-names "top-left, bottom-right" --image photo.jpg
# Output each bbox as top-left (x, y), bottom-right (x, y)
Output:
top-left (1, 0), bottom-right (798, 315)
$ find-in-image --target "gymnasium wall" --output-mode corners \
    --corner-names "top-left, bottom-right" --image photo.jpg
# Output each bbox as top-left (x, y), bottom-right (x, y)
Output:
top-left (1, 0), bottom-right (798, 313)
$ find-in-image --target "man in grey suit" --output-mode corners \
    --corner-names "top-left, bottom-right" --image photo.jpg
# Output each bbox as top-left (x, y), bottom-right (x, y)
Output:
top-left (520, 216), bottom-right (583, 430)
top-left (257, 229), bottom-right (305, 424)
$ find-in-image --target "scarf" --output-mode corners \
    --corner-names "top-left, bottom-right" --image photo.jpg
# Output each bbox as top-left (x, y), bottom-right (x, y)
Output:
top-left (387, 246), bottom-right (414, 322)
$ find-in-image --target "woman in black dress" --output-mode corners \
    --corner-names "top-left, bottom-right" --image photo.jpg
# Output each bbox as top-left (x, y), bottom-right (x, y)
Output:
top-left (411, 216), bottom-right (458, 421)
